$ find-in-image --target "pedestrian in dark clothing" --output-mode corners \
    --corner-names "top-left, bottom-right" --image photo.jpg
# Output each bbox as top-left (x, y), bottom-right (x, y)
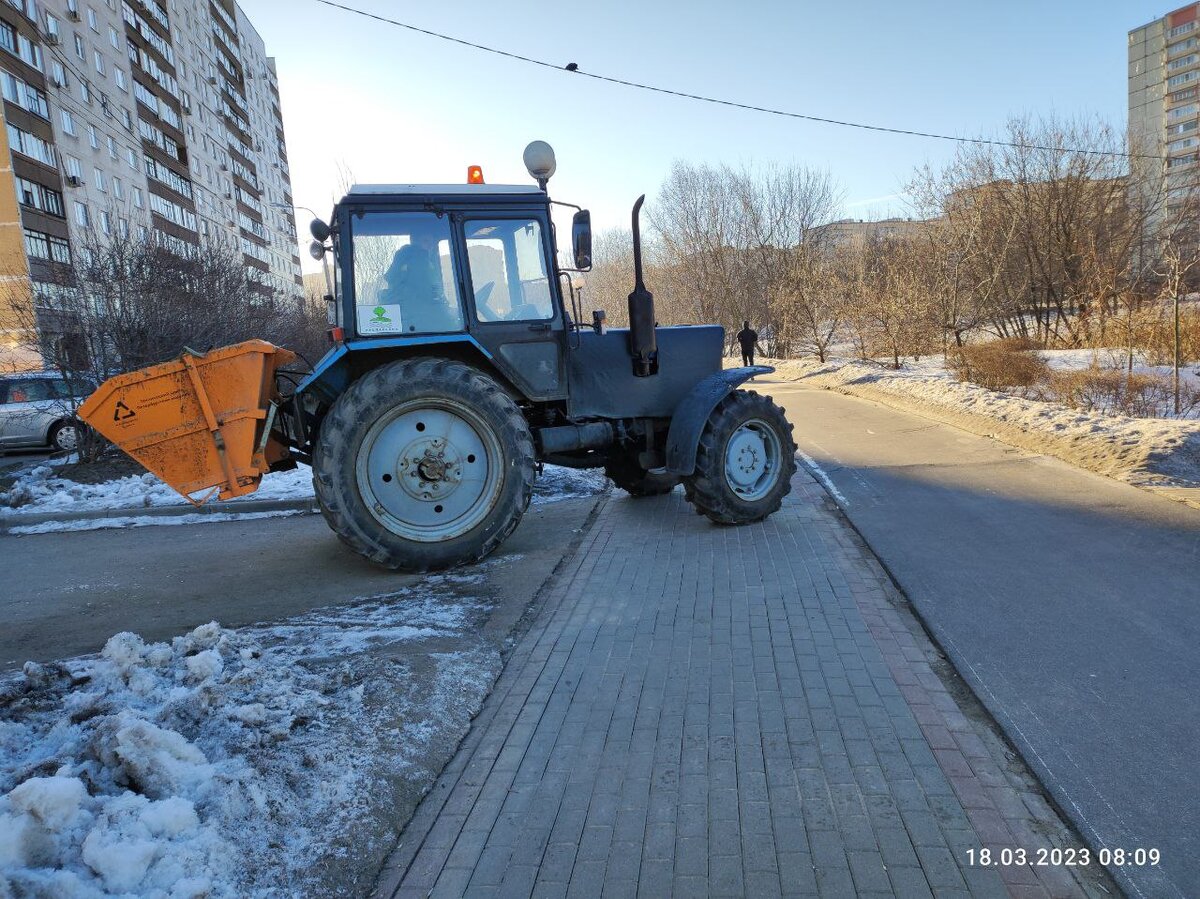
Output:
top-left (736, 320), bottom-right (760, 367)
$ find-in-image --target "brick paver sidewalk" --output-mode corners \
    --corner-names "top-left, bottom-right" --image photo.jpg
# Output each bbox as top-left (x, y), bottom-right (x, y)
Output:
top-left (373, 476), bottom-right (1111, 898)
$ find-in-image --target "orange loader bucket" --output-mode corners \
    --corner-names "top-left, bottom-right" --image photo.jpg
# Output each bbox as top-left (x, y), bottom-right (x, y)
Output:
top-left (78, 340), bottom-right (297, 503)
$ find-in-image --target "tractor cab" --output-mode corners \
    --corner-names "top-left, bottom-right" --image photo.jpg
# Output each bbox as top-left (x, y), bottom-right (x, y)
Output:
top-left (317, 183), bottom-right (570, 403)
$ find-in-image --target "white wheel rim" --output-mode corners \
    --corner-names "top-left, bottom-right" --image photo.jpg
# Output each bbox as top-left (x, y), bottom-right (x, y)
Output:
top-left (57, 425), bottom-right (78, 450)
top-left (355, 399), bottom-right (503, 542)
top-left (724, 418), bottom-right (782, 501)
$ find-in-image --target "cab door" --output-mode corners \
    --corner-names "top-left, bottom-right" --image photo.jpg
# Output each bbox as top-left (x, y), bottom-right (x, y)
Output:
top-left (459, 215), bottom-right (566, 401)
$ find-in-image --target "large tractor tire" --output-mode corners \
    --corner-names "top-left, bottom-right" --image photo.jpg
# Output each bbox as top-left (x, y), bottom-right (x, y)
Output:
top-left (313, 358), bottom-right (535, 571)
top-left (604, 454), bottom-right (679, 497)
top-left (683, 389), bottom-right (796, 525)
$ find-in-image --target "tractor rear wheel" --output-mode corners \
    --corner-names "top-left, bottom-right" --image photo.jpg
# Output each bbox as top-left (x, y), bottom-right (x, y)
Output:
top-left (683, 390), bottom-right (796, 525)
top-left (604, 455), bottom-right (679, 497)
top-left (313, 358), bottom-right (535, 571)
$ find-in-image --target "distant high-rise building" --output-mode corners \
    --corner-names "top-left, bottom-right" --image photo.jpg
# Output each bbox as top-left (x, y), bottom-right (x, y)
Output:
top-left (1130, 4), bottom-right (1200, 220)
top-left (0, 0), bottom-right (302, 364)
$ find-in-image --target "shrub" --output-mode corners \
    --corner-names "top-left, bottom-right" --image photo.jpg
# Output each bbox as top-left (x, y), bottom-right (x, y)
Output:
top-left (1135, 305), bottom-right (1200, 367)
top-left (949, 341), bottom-right (1050, 390)
top-left (1042, 366), bottom-right (1200, 418)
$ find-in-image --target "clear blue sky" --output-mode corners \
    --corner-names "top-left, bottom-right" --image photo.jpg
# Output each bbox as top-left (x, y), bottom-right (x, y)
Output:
top-left (240, 0), bottom-right (1171, 252)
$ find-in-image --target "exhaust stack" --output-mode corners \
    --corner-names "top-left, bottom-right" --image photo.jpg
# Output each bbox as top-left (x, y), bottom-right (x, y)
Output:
top-left (627, 195), bottom-right (658, 377)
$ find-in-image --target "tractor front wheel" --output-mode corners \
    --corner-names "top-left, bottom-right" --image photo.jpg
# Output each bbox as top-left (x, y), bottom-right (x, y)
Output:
top-left (313, 358), bottom-right (535, 571)
top-left (604, 454), bottom-right (679, 497)
top-left (684, 390), bottom-right (796, 525)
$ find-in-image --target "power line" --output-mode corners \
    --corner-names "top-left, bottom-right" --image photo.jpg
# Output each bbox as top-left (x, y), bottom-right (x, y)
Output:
top-left (313, 0), bottom-right (1159, 162)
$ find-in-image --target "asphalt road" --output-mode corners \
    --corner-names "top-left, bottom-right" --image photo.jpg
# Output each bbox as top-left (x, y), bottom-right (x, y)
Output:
top-left (764, 377), bottom-right (1200, 898)
top-left (0, 497), bottom-right (598, 673)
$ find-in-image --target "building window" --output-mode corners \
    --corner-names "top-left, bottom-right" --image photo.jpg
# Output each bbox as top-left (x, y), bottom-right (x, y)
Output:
top-left (65, 156), bottom-right (83, 181)
top-left (16, 178), bottom-right (66, 218)
top-left (24, 229), bottom-right (71, 264)
top-left (94, 168), bottom-right (105, 191)
top-left (100, 210), bottom-right (111, 234)
top-left (113, 176), bottom-right (122, 199)
top-left (87, 124), bottom-right (98, 148)
top-left (80, 80), bottom-right (91, 103)
top-left (107, 136), bottom-right (116, 158)
top-left (108, 26), bottom-right (118, 48)
top-left (74, 201), bottom-right (90, 226)
top-left (94, 49), bottom-right (105, 75)
top-left (46, 14), bottom-right (60, 38)
top-left (1, 20), bottom-right (43, 68)
top-left (74, 32), bottom-right (84, 60)
top-left (133, 186), bottom-right (143, 208)
top-left (5, 124), bottom-right (56, 166)
top-left (114, 67), bottom-right (126, 90)
top-left (1, 71), bottom-right (50, 118)
top-left (87, 7), bottom-right (98, 31)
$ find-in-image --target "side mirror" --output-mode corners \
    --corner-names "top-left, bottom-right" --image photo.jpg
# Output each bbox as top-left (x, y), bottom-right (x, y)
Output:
top-left (571, 209), bottom-right (592, 269)
top-left (309, 218), bottom-right (331, 242)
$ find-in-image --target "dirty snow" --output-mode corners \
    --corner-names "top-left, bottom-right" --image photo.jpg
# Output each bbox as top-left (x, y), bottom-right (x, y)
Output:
top-left (0, 464), bottom-right (314, 515)
top-left (772, 357), bottom-right (1200, 490)
top-left (0, 581), bottom-right (503, 897)
top-left (532, 464), bottom-right (609, 504)
top-left (2, 462), bottom-right (607, 524)
top-left (7, 510), bottom-right (302, 535)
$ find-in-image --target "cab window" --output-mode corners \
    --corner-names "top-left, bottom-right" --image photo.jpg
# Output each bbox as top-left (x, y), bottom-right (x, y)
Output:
top-left (351, 212), bottom-right (464, 335)
top-left (465, 219), bottom-right (553, 322)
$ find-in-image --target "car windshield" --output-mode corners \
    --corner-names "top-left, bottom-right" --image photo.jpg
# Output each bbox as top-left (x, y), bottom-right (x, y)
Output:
top-left (350, 211), bottom-right (464, 336)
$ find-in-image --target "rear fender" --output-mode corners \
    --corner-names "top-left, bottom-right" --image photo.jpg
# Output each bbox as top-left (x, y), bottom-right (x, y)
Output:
top-left (664, 366), bottom-right (773, 475)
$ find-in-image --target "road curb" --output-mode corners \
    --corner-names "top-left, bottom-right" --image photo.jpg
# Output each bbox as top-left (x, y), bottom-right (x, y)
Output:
top-left (0, 497), bottom-right (319, 532)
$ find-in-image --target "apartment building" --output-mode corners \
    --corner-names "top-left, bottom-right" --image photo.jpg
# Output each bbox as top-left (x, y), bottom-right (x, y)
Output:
top-left (813, 217), bottom-right (932, 250)
top-left (0, 0), bottom-right (302, 354)
top-left (1129, 4), bottom-right (1200, 217)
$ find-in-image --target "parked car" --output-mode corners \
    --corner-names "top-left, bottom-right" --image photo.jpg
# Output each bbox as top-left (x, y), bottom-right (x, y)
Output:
top-left (0, 372), bottom-right (92, 452)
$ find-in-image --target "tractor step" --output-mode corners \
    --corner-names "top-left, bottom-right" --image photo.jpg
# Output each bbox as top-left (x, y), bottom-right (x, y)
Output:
top-left (77, 340), bottom-right (296, 503)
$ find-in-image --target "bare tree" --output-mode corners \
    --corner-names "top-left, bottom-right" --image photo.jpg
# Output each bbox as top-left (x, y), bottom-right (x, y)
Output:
top-left (650, 160), bottom-right (842, 349)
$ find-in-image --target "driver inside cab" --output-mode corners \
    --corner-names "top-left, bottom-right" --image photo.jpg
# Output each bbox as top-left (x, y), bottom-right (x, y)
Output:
top-left (379, 222), bottom-right (460, 333)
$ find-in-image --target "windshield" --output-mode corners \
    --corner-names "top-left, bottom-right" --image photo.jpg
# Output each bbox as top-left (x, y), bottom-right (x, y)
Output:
top-left (350, 211), bottom-right (463, 335)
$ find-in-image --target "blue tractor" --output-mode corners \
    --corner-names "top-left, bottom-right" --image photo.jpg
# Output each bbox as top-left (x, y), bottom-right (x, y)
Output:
top-left (275, 142), bottom-right (794, 569)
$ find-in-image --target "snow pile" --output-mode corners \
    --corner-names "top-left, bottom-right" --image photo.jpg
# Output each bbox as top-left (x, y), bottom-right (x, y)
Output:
top-left (0, 464), bottom-right (314, 514)
top-left (8, 510), bottom-right (301, 535)
top-left (0, 589), bottom-right (500, 897)
top-left (533, 465), bottom-right (609, 504)
top-left (773, 358), bottom-right (1200, 490)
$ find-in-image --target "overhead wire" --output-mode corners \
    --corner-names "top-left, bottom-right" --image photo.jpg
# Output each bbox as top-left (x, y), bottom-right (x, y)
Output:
top-left (312, 0), bottom-right (1160, 162)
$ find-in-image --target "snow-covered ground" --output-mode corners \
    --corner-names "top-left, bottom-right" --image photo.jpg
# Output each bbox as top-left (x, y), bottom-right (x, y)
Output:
top-left (1039, 347), bottom-right (1200, 389)
top-left (0, 572), bottom-right (507, 897)
top-left (1, 462), bottom-right (609, 529)
top-left (0, 465), bottom-right (314, 515)
top-left (771, 356), bottom-right (1200, 491)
